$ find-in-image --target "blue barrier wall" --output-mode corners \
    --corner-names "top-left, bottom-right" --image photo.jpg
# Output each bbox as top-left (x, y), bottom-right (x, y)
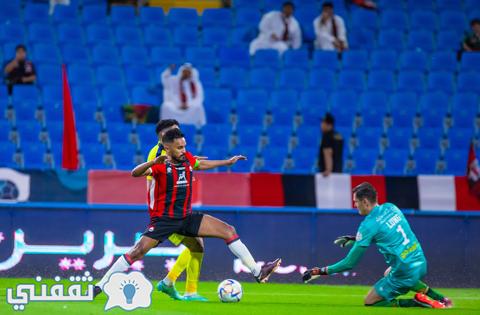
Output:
top-left (0, 203), bottom-right (479, 288)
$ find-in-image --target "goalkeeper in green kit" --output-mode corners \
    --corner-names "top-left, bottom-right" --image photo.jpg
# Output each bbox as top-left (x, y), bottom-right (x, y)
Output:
top-left (303, 182), bottom-right (452, 309)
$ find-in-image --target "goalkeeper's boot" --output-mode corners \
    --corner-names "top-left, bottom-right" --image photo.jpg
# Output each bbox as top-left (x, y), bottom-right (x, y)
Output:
top-left (302, 268), bottom-right (322, 283)
top-left (183, 293), bottom-right (208, 302)
top-left (255, 258), bottom-right (281, 283)
top-left (92, 286), bottom-right (102, 299)
top-left (414, 293), bottom-right (446, 308)
top-left (440, 297), bottom-right (453, 308)
top-left (157, 280), bottom-right (183, 300)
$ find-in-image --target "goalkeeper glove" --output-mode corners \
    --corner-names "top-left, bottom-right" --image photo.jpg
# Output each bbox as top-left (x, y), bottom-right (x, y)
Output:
top-left (334, 235), bottom-right (356, 248)
top-left (302, 267), bottom-right (328, 283)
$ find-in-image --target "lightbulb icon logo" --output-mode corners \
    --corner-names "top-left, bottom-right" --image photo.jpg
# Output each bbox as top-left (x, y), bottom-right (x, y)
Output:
top-left (104, 271), bottom-right (152, 311)
top-left (121, 280), bottom-right (139, 304)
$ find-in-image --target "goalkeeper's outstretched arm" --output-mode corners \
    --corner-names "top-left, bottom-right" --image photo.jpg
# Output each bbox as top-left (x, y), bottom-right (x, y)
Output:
top-left (303, 242), bottom-right (367, 283)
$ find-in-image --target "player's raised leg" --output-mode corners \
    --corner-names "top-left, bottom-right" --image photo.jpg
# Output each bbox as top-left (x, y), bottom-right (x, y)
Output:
top-left (196, 214), bottom-right (281, 283)
top-left (93, 236), bottom-right (159, 297)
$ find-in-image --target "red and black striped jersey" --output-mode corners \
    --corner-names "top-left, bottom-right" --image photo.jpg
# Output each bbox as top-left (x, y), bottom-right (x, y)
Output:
top-left (147, 152), bottom-right (199, 219)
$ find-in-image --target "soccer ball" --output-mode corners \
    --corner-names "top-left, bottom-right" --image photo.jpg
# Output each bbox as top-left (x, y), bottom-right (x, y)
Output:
top-left (217, 279), bottom-right (242, 303)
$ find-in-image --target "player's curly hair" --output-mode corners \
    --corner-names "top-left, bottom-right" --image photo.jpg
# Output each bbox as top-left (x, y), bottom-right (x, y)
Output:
top-left (352, 182), bottom-right (377, 203)
top-left (155, 119), bottom-right (179, 136)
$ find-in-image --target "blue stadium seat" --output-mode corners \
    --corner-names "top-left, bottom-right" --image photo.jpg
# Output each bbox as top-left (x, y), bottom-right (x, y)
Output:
top-left (448, 128), bottom-right (474, 150)
top-left (410, 10), bottom-right (437, 31)
top-left (283, 49), bottom-right (309, 68)
top-left (350, 9), bottom-right (378, 30)
top-left (68, 64), bottom-right (94, 85)
top-left (299, 90), bottom-right (328, 114)
top-left (219, 67), bottom-right (248, 89)
top-left (460, 53), bottom-right (480, 72)
top-left (421, 108), bottom-right (447, 128)
top-left (92, 44), bottom-right (119, 65)
top-left (230, 146), bottom-right (256, 172)
top-left (33, 44), bottom-right (60, 64)
top-left (407, 30), bottom-right (435, 53)
top-left (451, 108), bottom-right (476, 130)
top-left (185, 47), bottom-right (217, 67)
top-left (96, 66), bottom-right (123, 86)
top-left (295, 7), bottom-right (317, 41)
top-left (397, 71), bottom-right (425, 93)
top-left (383, 149), bottom-right (409, 175)
top-left (144, 26), bottom-right (171, 46)
top-left (236, 103), bottom-right (267, 126)
top-left (302, 100), bottom-right (327, 127)
top-left (1, 24), bottom-right (25, 43)
top-left (102, 85), bottom-right (128, 105)
top-left (28, 23), bottom-right (55, 44)
top-left (309, 69), bottom-right (336, 91)
top-left (72, 85), bottom-right (98, 104)
top-left (13, 85), bottom-right (38, 103)
top-left (42, 85), bottom-right (62, 104)
top-left (110, 6), bottom-right (136, 24)
top-left (168, 8), bottom-right (198, 27)
top-left (439, 11), bottom-right (466, 32)
top-left (77, 122), bottom-right (101, 144)
top-left (367, 70), bottom-right (395, 92)
top-left (57, 23), bottom-right (84, 44)
top-left (414, 148), bottom-right (439, 174)
top-left (195, 67), bottom-right (216, 88)
top-left (444, 149), bottom-right (466, 175)
top-left (125, 66), bottom-right (151, 85)
top-left (427, 71), bottom-right (455, 93)
top-left (139, 7), bottom-right (165, 25)
top-left (312, 50), bottom-right (339, 70)
top-left (369, 50), bottom-right (397, 71)
top-left (0, 141), bottom-right (16, 166)
top-left (234, 8), bottom-right (261, 27)
top-left (351, 148), bottom-right (378, 174)
top-left (75, 102), bottom-right (97, 122)
top-left (202, 28), bottom-right (230, 47)
top-left (115, 26), bottom-right (142, 44)
top-left (419, 91), bottom-right (449, 112)
top-left (52, 5), bottom-right (78, 23)
top-left (45, 121), bottom-right (63, 142)
top-left (131, 86), bottom-right (159, 105)
top-left (150, 47), bottom-right (182, 67)
top-left (380, 10), bottom-right (408, 31)
top-left (342, 50), bottom-right (369, 70)
top-left (82, 5), bottom-right (108, 24)
top-left (15, 101), bottom-right (38, 121)
top-left (391, 106), bottom-right (416, 128)
top-left (437, 0), bottom-right (463, 10)
top-left (451, 92), bottom-right (477, 111)
top-left (377, 30), bottom-right (405, 50)
top-left (436, 30), bottom-right (462, 52)
top-left (358, 91), bottom-right (388, 112)
top-left (86, 23), bottom-right (113, 44)
top-left (295, 126), bottom-right (321, 148)
top-left (24, 3), bottom-right (50, 22)
top-left (417, 128), bottom-right (444, 149)
top-left (457, 72), bottom-right (480, 93)
top-left (376, 0), bottom-right (404, 9)
top-left (205, 88), bottom-right (232, 108)
top-left (22, 142), bottom-right (47, 169)
top-left (291, 147), bottom-right (317, 173)
top-left (199, 144), bottom-right (229, 161)
top-left (0, 3), bottom-right (21, 21)
top-left (278, 68), bottom-right (306, 91)
top-left (121, 46), bottom-right (149, 66)
top-left (429, 51), bottom-right (458, 72)
top-left (230, 26), bottom-right (256, 47)
top-left (111, 144), bottom-right (137, 170)
top-left (330, 107), bottom-right (353, 128)
top-left (252, 49), bottom-right (281, 68)
top-left (329, 90), bottom-right (357, 111)
top-left (267, 126), bottom-right (292, 147)
top-left (81, 143), bottom-right (106, 169)
top-left (237, 126), bottom-right (262, 147)
top-left (356, 127), bottom-right (383, 148)
top-left (218, 47), bottom-right (250, 67)
top-left (337, 70), bottom-right (365, 92)
top-left (360, 108), bottom-right (387, 128)
top-left (201, 124), bottom-right (231, 147)
top-left (107, 123), bottom-right (132, 144)
top-left (388, 128), bottom-right (412, 149)
top-left (136, 124), bottom-right (157, 147)
top-left (37, 64), bottom-right (61, 87)
top-left (348, 28), bottom-right (376, 50)
top-left (202, 8), bottom-right (232, 27)
top-left (398, 51), bottom-right (428, 71)
top-left (250, 68), bottom-right (277, 89)
top-left (17, 122), bottom-right (41, 142)
top-left (260, 146), bottom-right (288, 172)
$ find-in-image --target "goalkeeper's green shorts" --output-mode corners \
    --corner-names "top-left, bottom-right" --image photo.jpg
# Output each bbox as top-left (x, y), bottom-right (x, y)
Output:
top-left (374, 260), bottom-right (427, 301)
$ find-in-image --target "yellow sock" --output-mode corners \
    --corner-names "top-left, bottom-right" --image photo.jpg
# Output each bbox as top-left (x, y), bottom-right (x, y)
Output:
top-left (166, 248), bottom-right (191, 283)
top-left (185, 252), bottom-right (204, 295)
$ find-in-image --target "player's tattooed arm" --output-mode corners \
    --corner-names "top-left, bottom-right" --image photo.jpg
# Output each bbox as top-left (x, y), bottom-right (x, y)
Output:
top-left (195, 155), bottom-right (247, 170)
top-left (131, 155), bottom-right (167, 177)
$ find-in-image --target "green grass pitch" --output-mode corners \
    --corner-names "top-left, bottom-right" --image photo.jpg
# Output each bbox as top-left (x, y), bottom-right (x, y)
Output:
top-left (0, 278), bottom-right (479, 314)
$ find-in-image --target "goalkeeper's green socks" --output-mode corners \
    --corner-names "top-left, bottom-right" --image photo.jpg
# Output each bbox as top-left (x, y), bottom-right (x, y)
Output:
top-left (412, 281), bottom-right (445, 301)
top-left (369, 299), bottom-right (418, 307)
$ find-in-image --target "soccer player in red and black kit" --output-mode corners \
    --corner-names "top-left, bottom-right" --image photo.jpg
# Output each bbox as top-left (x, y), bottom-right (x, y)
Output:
top-left (93, 129), bottom-right (281, 297)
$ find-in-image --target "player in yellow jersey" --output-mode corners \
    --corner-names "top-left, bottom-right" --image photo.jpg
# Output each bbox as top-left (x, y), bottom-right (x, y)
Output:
top-left (148, 119), bottom-right (207, 302)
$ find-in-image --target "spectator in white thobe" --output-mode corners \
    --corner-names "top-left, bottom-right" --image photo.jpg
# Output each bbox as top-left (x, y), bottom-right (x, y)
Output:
top-left (249, 1), bottom-right (302, 56)
top-left (314, 2), bottom-right (348, 52)
top-left (160, 63), bottom-right (206, 127)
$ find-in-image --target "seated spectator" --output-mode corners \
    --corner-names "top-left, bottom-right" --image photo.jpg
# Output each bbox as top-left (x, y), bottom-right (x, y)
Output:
top-left (249, 1), bottom-right (302, 56)
top-left (3, 44), bottom-right (36, 95)
top-left (314, 2), bottom-right (348, 52)
top-left (160, 63), bottom-right (206, 127)
top-left (463, 19), bottom-right (480, 52)
top-left (318, 113), bottom-right (344, 176)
